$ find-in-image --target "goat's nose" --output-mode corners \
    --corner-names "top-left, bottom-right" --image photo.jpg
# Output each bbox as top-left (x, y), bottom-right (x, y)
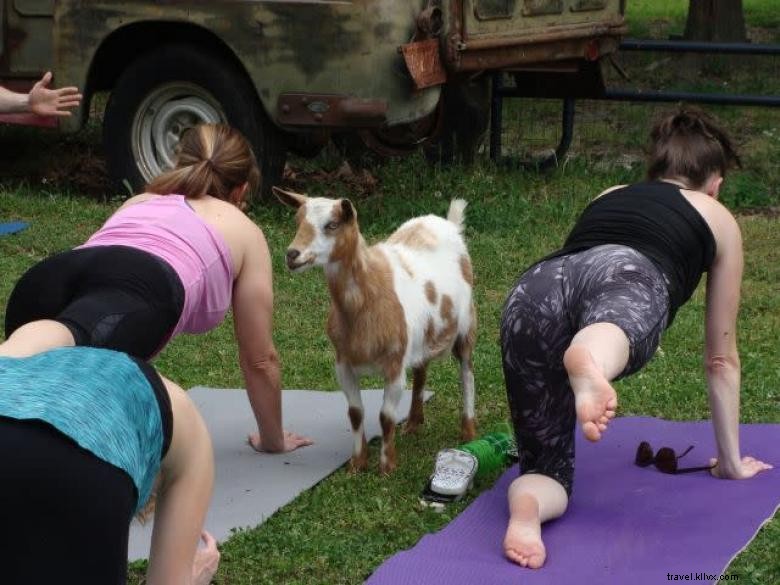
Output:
top-left (286, 249), bottom-right (301, 263)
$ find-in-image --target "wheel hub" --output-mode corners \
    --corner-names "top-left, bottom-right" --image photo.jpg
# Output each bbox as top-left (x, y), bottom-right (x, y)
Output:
top-left (131, 83), bottom-right (227, 182)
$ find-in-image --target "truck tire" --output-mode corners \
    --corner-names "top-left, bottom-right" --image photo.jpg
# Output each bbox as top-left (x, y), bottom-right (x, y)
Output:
top-left (103, 44), bottom-right (286, 201)
top-left (423, 77), bottom-right (491, 166)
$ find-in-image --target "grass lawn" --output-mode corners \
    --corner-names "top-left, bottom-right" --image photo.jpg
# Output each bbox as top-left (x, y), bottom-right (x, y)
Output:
top-left (1, 2), bottom-right (779, 584)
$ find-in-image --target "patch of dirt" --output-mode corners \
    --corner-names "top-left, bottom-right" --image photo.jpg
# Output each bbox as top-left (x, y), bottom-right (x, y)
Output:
top-left (0, 129), bottom-right (113, 199)
top-left (280, 160), bottom-right (379, 197)
top-left (43, 147), bottom-right (114, 197)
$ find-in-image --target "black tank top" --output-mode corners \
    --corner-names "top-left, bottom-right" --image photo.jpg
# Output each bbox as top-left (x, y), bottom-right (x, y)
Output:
top-left (550, 181), bottom-right (716, 326)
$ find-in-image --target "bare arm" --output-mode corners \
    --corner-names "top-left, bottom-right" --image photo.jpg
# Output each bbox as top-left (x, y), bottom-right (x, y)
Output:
top-left (147, 380), bottom-right (216, 585)
top-left (0, 72), bottom-right (81, 116)
top-left (703, 205), bottom-right (771, 479)
top-left (703, 209), bottom-right (742, 475)
top-left (0, 85), bottom-right (29, 113)
top-left (232, 226), bottom-right (313, 453)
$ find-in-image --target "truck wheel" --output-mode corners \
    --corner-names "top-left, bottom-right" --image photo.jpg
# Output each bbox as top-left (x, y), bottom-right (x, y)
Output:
top-left (423, 77), bottom-right (491, 166)
top-left (103, 44), bottom-right (286, 201)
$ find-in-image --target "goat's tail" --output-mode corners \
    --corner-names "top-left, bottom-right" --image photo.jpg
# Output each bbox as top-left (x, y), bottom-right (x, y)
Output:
top-left (447, 199), bottom-right (468, 232)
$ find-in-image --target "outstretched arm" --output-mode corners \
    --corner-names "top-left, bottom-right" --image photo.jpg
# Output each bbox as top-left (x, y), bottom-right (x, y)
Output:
top-left (0, 86), bottom-right (29, 113)
top-left (704, 206), bottom-right (772, 479)
top-left (0, 72), bottom-right (81, 116)
top-left (232, 226), bottom-right (313, 453)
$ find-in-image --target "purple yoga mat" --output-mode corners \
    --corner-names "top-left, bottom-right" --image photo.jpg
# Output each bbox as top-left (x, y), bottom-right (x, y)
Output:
top-left (367, 417), bottom-right (780, 585)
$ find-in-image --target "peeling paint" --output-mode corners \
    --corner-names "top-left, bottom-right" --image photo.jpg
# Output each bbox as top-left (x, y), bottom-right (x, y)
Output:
top-left (2, 0), bottom-right (623, 135)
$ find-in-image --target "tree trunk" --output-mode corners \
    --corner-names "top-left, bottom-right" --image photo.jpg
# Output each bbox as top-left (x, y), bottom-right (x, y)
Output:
top-left (684, 0), bottom-right (747, 42)
top-left (681, 0), bottom-right (747, 73)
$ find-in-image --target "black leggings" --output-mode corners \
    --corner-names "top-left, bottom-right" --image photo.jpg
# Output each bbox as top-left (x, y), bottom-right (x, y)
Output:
top-left (501, 245), bottom-right (670, 495)
top-left (4, 246), bottom-right (184, 360)
top-left (0, 417), bottom-right (137, 585)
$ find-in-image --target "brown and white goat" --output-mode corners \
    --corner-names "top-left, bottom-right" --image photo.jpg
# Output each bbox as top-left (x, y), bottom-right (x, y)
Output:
top-left (274, 187), bottom-right (477, 474)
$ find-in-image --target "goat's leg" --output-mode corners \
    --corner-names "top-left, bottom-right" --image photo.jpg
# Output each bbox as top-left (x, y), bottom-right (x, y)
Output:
top-left (403, 365), bottom-right (427, 434)
top-left (454, 308), bottom-right (477, 440)
top-left (458, 355), bottom-right (477, 440)
top-left (379, 372), bottom-right (406, 475)
top-left (337, 361), bottom-right (368, 472)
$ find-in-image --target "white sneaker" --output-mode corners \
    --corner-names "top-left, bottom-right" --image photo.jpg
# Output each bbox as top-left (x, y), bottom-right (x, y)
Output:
top-left (429, 448), bottom-right (478, 497)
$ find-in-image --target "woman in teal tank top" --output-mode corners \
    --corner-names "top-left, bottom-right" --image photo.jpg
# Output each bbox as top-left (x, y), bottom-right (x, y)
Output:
top-left (0, 347), bottom-right (219, 585)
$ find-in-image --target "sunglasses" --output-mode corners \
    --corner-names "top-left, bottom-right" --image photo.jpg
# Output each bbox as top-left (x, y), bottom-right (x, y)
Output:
top-left (634, 441), bottom-right (716, 474)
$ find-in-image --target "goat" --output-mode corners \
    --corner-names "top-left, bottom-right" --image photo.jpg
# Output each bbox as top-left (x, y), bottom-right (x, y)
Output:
top-left (274, 187), bottom-right (477, 474)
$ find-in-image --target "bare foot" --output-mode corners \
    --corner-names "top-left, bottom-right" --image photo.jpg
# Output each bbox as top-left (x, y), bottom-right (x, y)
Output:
top-left (504, 494), bottom-right (546, 569)
top-left (564, 345), bottom-right (617, 442)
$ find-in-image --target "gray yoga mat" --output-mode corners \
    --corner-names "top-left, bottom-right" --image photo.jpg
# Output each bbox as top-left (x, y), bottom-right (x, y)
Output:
top-left (128, 387), bottom-right (433, 560)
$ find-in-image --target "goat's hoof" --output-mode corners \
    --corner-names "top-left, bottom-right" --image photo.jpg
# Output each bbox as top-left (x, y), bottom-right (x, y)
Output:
top-left (402, 419), bottom-right (423, 434)
top-left (379, 460), bottom-right (397, 476)
top-left (348, 456), bottom-right (368, 474)
top-left (461, 417), bottom-right (477, 441)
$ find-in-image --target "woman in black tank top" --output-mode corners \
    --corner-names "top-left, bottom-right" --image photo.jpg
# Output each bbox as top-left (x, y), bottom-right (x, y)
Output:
top-left (500, 108), bottom-right (773, 570)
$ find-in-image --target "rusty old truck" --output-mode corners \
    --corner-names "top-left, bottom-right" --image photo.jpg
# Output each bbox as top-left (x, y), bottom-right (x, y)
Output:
top-left (0, 1), bottom-right (626, 198)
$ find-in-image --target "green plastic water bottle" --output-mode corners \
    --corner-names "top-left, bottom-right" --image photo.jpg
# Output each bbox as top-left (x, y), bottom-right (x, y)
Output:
top-left (458, 426), bottom-right (517, 478)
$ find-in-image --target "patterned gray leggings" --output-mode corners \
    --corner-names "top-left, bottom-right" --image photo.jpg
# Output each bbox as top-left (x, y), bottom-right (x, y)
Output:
top-left (500, 245), bottom-right (670, 495)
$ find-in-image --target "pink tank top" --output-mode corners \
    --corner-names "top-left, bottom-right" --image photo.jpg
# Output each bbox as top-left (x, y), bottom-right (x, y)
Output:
top-left (81, 195), bottom-right (234, 337)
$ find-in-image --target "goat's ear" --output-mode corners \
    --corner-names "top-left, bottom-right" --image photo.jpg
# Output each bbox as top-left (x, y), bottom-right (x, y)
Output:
top-left (340, 198), bottom-right (356, 221)
top-left (273, 186), bottom-right (307, 209)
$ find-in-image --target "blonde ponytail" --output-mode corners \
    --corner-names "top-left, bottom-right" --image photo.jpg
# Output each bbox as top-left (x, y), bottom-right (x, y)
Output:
top-left (146, 124), bottom-right (260, 201)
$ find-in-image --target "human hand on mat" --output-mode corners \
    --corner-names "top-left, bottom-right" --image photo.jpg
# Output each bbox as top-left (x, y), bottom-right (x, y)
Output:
top-left (248, 429), bottom-right (314, 453)
top-left (708, 456), bottom-right (773, 479)
top-left (28, 72), bottom-right (82, 117)
top-left (192, 531), bottom-right (220, 585)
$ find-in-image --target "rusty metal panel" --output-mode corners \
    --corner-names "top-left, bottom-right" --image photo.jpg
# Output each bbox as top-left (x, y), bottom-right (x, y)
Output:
top-left (571, 0), bottom-right (607, 11)
top-left (457, 34), bottom-right (620, 70)
top-left (452, 0), bottom-right (624, 40)
top-left (277, 93), bottom-right (388, 127)
top-left (474, 0), bottom-right (516, 21)
top-left (401, 38), bottom-right (446, 90)
top-left (445, 0), bottom-right (624, 71)
top-left (522, 0), bottom-right (563, 17)
top-left (462, 21), bottom-right (616, 49)
top-left (52, 0), bottom-right (441, 133)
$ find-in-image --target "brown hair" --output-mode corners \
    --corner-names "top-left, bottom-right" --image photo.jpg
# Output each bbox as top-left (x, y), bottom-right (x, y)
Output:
top-left (647, 107), bottom-right (741, 189)
top-left (146, 123), bottom-right (260, 200)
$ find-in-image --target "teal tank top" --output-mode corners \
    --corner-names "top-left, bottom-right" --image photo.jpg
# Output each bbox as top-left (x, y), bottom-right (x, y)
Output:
top-left (0, 347), bottom-right (167, 513)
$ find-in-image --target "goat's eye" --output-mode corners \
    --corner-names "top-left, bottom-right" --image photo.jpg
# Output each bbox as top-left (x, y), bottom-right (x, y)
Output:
top-left (324, 221), bottom-right (339, 232)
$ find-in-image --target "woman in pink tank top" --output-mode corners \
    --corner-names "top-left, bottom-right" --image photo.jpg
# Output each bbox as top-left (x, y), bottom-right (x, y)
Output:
top-left (2, 124), bottom-right (312, 455)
